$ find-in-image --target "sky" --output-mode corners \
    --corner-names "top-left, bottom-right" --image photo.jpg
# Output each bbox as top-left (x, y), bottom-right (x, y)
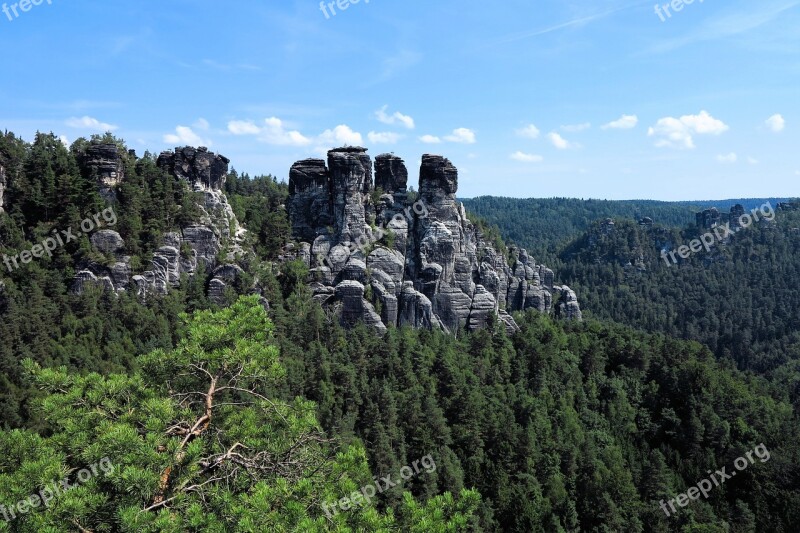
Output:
top-left (1, 0), bottom-right (798, 200)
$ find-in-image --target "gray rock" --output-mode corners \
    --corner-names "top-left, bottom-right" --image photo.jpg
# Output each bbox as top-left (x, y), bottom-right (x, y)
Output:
top-left (366, 247), bottom-right (405, 292)
top-left (335, 280), bottom-right (387, 334)
top-left (79, 143), bottom-right (125, 201)
top-left (433, 285), bottom-right (473, 335)
top-left (157, 146), bottom-right (229, 192)
top-left (71, 270), bottom-right (115, 295)
top-left (208, 278), bottom-right (229, 305)
top-left (468, 285), bottom-right (498, 331)
top-left (289, 159), bottom-right (334, 243)
top-left (91, 230), bottom-right (125, 255)
top-left (328, 148), bottom-right (372, 244)
top-left (375, 154), bottom-right (408, 194)
top-left (110, 259), bottom-right (132, 289)
top-left (498, 309), bottom-right (521, 335)
top-left (182, 226), bottom-right (220, 268)
top-left (556, 286), bottom-right (583, 321)
top-left (341, 259), bottom-right (367, 284)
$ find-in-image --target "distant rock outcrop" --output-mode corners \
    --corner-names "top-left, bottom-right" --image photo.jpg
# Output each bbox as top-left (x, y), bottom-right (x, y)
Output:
top-left (696, 205), bottom-right (746, 230)
top-left (288, 147), bottom-right (581, 335)
top-left (71, 144), bottom-right (246, 298)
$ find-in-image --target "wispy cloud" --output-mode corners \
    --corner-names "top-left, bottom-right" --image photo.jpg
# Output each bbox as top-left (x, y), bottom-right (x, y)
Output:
top-left (65, 116), bottom-right (118, 132)
top-left (602, 114), bottom-right (639, 130)
top-left (547, 132), bottom-right (575, 150)
top-left (375, 105), bottom-right (415, 129)
top-left (510, 151), bottom-right (544, 163)
top-left (490, 1), bottom-right (649, 45)
top-left (164, 125), bottom-right (211, 146)
top-left (368, 131), bottom-right (403, 144)
top-left (516, 124), bottom-right (541, 139)
top-left (561, 123), bottom-right (591, 132)
top-left (645, 0), bottom-right (800, 54)
top-left (444, 128), bottom-right (477, 144)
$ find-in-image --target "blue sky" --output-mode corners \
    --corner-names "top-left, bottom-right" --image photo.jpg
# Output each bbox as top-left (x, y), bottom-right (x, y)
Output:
top-left (1, 0), bottom-right (798, 200)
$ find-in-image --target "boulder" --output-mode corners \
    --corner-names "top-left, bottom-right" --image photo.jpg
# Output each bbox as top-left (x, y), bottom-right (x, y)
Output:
top-left (91, 230), bottom-right (125, 255)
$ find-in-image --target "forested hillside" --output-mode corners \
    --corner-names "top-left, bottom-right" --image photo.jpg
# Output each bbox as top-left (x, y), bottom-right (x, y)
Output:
top-left (1, 132), bottom-right (799, 531)
top-left (461, 197), bottom-right (791, 263)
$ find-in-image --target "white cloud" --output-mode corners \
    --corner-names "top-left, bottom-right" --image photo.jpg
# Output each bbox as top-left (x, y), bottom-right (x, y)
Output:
top-left (318, 124), bottom-right (363, 146)
top-left (375, 105), bottom-right (415, 129)
top-left (164, 126), bottom-right (211, 146)
top-left (58, 135), bottom-right (70, 147)
top-left (510, 151), bottom-right (543, 163)
top-left (193, 118), bottom-right (210, 131)
top-left (65, 115), bottom-right (118, 132)
top-left (765, 114), bottom-right (785, 132)
top-left (647, 110), bottom-right (729, 149)
top-left (368, 131), bottom-right (402, 144)
top-left (547, 132), bottom-right (572, 149)
top-left (516, 124), bottom-right (541, 139)
top-left (261, 117), bottom-right (312, 146)
top-left (561, 122), bottom-right (591, 132)
top-left (227, 120), bottom-right (261, 135)
top-left (419, 135), bottom-right (442, 144)
top-left (227, 117), bottom-right (312, 146)
top-left (444, 128), bottom-right (476, 144)
top-left (716, 152), bottom-right (738, 164)
top-left (747, 156), bottom-right (759, 165)
top-left (602, 114), bottom-right (638, 130)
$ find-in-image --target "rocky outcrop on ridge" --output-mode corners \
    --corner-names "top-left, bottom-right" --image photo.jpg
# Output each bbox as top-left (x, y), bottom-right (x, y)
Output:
top-left (289, 147), bottom-right (581, 335)
top-left (80, 143), bottom-right (126, 201)
top-left (696, 205), bottom-right (747, 230)
top-left (71, 144), bottom-right (246, 298)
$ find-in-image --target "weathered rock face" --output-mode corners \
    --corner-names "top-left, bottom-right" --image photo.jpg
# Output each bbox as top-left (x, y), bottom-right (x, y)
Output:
top-left (208, 264), bottom-right (246, 305)
top-left (157, 146), bottom-right (229, 192)
top-left (80, 143), bottom-right (125, 201)
top-left (288, 147), bottom-right (581, 335)
top-left (288, 159), bottom-right (333, 243)
top-left (555, 286), bottom-right (583, 321)
top-left (375, 154), bottom-right (408, 195)
top-left (91, 230), bottom-right (125, 255)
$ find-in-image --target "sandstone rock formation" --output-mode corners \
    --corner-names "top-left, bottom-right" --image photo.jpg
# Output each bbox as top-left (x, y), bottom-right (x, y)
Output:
top-left (72, 144), bottom-right (246, 298)
top-left (79, 143), bottom-right (126, 202)
top-left (289, 148), bottom-right (581, 335)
